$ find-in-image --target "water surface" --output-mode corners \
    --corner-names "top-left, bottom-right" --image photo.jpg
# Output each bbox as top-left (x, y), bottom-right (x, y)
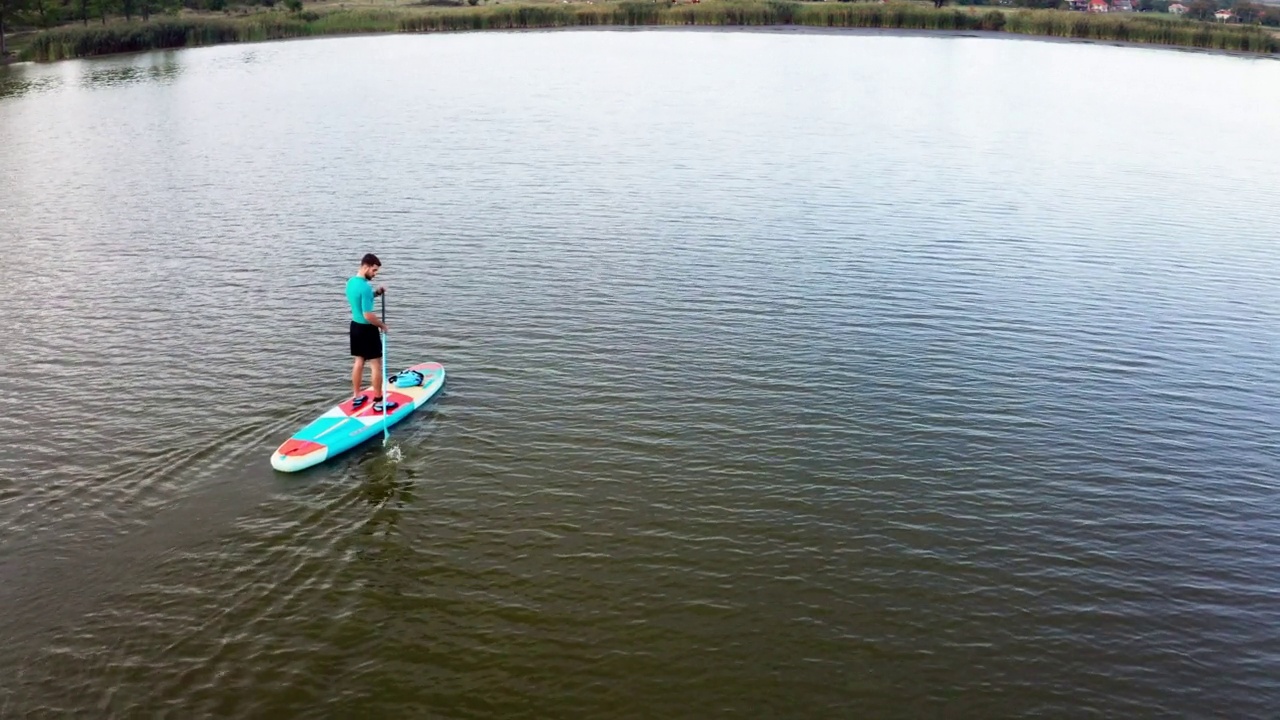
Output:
top-left (2, 30), bottom-right (1279, 718)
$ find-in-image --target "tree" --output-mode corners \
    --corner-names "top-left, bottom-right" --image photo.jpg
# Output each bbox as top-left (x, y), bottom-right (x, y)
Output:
top-left (140, 0), bottom-right (180, 20)
top-left (1231, 0), bottom-right (1261, 22)
top-left (1186, 0), bottom-right (1216, 19)
top-left (120, 0), bottom-right (134, 20)
top-left (27, 0), bottom-right (60, 27)
top-left (0, 0), bottom-right (30, 57)
top-left (89, 0), bottom-right (114, 23)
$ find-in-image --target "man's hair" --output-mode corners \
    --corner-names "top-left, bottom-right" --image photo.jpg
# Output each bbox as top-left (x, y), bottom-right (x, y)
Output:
top-left (361, 253), bottom-right (382, 268)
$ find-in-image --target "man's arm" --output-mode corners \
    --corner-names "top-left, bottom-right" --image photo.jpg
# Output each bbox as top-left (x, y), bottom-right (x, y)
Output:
top-left (363, 310), bottom-right (387, 332)
top-left (363, 286), bottom-right (387, 331)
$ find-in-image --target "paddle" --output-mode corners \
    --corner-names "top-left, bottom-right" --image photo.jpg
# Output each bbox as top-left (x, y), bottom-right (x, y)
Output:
top-left (380, 291), bottom-right (389, 445)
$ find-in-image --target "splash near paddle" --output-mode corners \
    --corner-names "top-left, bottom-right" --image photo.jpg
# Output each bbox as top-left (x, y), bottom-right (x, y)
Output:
top-left (271, 362), bottom-right (445, 472)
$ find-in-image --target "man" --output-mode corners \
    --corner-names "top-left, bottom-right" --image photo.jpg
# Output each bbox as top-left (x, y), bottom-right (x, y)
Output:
top-left (346, 253), bottom-right (388, 409)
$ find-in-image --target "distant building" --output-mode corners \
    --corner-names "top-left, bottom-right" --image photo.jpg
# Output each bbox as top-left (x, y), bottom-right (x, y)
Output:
top-left (1067, 0), bottom-right (1091, 10)
top-left (1214, 8), bottom-right (1234, 20)
top-left (1168, 2), bottom-right (1187, 14)
top-left (1088, 0), bottom-right (1109, 11)
top-left (1112, 0), bottom-right (1133, 11)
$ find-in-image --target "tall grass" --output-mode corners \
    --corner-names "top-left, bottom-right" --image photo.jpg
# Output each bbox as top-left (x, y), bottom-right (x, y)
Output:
top-left (996, 9), bottom-right (1279, 53)
top-left (796, 4), bottom-right (1007, 30)
top-left (22, 2), bottom-right (1280, 62)
top-left (27, 17), bottom-right (309, 60)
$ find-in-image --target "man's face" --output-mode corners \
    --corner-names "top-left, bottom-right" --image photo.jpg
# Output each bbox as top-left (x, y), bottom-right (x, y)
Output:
top-left (363, 264), bottom-right (380, 280)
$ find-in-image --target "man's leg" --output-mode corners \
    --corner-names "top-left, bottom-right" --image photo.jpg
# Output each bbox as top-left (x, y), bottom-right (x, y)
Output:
top-left (352, 357), bottom-right (365, 398)
top-left (370, 358), bottom-right (383, 399)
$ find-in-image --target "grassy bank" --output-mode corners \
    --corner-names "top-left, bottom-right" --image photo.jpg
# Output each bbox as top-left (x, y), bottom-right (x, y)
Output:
top-left (20, 1), bottom-right (1280, 62)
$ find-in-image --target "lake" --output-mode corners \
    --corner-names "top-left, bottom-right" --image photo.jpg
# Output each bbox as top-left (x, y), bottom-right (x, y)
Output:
top-left (1, 28), bottom-right (1279, 717)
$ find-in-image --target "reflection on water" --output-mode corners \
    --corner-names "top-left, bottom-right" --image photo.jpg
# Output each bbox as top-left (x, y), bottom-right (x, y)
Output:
top-left (0, 69), bottom-right (63, 100)
top-left (362, 454), bottom-right (415, 509)
top-left (78, 55), bottom-right (183, 89)
top-left (0, 51), bottom-right (183, 100)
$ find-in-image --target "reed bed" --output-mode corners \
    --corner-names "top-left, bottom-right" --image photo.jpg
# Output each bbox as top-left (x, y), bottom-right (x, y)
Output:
top-left (22, 1), bottom-right (1280, 62)
top-left (28, 18), bottom-right (301, 60)
top-left (997, 9), bottom-right (1279, 52)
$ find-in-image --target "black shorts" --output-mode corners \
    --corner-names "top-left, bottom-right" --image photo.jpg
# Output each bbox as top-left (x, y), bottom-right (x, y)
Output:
top-left (350, 321), bottom-right (382, 360)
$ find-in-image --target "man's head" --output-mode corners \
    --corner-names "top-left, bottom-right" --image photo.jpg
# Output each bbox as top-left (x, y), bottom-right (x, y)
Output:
top-left (360, 253), bottom-right (381, 280)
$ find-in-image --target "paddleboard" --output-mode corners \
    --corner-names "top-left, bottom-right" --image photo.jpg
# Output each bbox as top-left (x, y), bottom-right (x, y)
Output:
top-left (271, 361), bottom-right (445, 472)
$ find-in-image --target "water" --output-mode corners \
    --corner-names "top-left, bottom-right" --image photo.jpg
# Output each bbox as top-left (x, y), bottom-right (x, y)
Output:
top-left (2, 29), bottom-right (1279, 717)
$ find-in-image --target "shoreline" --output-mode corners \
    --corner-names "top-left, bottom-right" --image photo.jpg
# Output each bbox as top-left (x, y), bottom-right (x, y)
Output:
top-left (591, 23), bottom-right (1280, 60)
top-left (8, 26), bottom-right (1279, 67)
top-left (7, 4), bottom-right (1280, 66)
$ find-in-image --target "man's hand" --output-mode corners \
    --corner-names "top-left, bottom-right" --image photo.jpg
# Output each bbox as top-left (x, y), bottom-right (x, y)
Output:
top-left (375, 285), bottom-right (386, 297)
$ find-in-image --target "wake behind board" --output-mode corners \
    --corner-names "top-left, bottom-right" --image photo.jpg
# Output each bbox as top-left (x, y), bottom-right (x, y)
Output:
top-left (271, 362), bottom-right (445, 472)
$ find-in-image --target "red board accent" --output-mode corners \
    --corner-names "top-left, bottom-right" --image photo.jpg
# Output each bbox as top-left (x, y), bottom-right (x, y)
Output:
top-left (352, 390), bottom-right (413, 418)
top-left (279, 439), bottom-right (325, 457)
top-left (339, 393), bottom-right (373, 416)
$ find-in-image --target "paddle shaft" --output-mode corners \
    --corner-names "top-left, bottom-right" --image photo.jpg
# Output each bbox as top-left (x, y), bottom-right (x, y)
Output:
top-left (380, 291), bottom-right (389, 442)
